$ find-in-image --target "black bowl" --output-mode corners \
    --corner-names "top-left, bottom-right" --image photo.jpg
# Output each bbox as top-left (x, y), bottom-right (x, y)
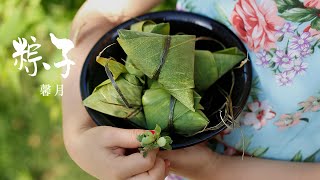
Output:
top-left (80, 11), bottom-right (252, 149)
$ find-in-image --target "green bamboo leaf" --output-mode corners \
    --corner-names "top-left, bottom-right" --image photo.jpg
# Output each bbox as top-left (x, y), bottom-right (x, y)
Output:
top-left (280, 8), bottom-right (317, 22)
top-left (213, 48), bottom-right (245, 78)
top-left (275, 0), bottom-right (304, 13)
top-left (142, 84), bottom-right (209, 136)
top-left (311, 18), bottom-right (320, 31)
top-left (130, 21), bottom-right (155, 32)
top-left (118, 30), bottom-right (196, 111)
top-left (125, 57), bottom-right (145, 77)
top-left (291, 151), bottom-right (303, 162)
top-left (94, 58), bottom-right (127, 91)
top-left (130, 21), bottom-right (170, 35)
top-left (144, 23), bottom-right (170, 35)
top-left (126, 21), bottom-right (170, 77)
top-left (194, 47), bottom-right (244, 92)
top-left (194, 50), bottom-right (218, 92)
top-left (83, 60), bottom-right (146, 127)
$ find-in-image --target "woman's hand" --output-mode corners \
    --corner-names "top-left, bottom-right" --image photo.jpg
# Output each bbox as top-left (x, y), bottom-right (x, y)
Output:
top-left (62, 0), bottom-right (165, 179)
top-left (160, 142), bottom-right (320, 180)
top-left (159, 143), bottom-right (222, 180)
top-left (67, 126), bottom-right (169, 179)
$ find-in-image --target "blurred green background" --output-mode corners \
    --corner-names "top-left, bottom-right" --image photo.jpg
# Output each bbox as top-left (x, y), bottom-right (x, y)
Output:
top-left (0, 0), bottom-right (176, 179)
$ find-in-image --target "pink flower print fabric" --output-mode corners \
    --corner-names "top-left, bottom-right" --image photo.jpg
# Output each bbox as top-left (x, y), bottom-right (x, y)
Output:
top-left (230, 0), bottom-right (285, 52)
top-left (304, 0), bottom-right (320, 9)
top-left (241, 101), bottom-right (276, 130)
top-left (176, 0), bottom-right (320, 163)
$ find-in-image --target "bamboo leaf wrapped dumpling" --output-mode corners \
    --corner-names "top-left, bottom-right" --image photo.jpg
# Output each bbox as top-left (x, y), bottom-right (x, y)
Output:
top-left (83, 58), bottom-right (146, 128)
top-left (130, 20), bottom-right (170, 35)
top-left (125, 21), bottom-right (170, 78)
top-left (194, 47), bottom-right (245, 92)
top-left (118, 30), bottom-right (196, 111)
top-left (142, 81), bottom-right (209, 136)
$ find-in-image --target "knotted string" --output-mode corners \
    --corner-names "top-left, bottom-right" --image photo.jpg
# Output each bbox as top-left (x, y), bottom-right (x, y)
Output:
top-left (168, 96), bottom-right (176, 133)
top-left (104, 65), bottom-right (131, 108)
top-left (153, 35), bottom-right (171, 80)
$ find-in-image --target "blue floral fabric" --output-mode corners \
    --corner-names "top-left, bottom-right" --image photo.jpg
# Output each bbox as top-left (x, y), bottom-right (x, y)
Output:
top-left (176, 0), bottom-right (320, 162)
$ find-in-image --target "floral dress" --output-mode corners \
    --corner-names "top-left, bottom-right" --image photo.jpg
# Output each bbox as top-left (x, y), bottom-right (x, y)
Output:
top-left (167, 0), bottom-right (320, 179)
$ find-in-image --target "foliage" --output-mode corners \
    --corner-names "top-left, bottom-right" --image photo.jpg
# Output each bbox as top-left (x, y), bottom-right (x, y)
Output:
top-left (0, 0), bottom-right (176, 179)
top-left (0, 0), bottom-right (94, 179)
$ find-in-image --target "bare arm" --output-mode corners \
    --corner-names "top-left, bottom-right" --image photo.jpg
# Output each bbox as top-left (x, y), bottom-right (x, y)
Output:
top-left (62, 1), bottom-right (168, 179)
top-left (215, 154), bottom-right (320, 180)
top-left (160, 144), bottom-right (320, 180)
top-left (63, 0), bottom-right (163, 147)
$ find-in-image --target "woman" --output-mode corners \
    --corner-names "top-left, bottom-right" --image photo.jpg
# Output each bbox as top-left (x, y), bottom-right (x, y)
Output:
top-left (63, 0), bottom-right (320, 179)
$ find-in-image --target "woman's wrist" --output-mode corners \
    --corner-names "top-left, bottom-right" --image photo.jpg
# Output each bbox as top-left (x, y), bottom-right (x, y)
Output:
top-left (186, 150), bottom-right (225, 180)
top-left (202, 153), bottom-right (226, 180)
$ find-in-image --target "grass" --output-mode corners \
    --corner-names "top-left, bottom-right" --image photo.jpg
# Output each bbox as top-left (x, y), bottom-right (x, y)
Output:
top-left (0, 0), bottom-right (176, 179)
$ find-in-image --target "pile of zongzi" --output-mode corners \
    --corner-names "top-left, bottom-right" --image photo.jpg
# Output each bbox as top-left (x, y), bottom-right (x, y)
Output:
top-left (83, 21), bottom-right (245, 139)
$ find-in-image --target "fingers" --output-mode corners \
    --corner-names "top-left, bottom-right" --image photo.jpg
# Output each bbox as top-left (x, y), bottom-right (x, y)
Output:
top-left (147, 158), bottom-right (167, 179)
top-left (129, 158), bottom-right (167, 180)
top-left (118, 149), bottom-right (159, 178)
top-left (72, 0), bottom-right (163, 39)
top-left (164, 159), bottom-right (171, 177)
top-left (83, 0), bottom-right (163, 20)
top-left (158, 148), bottom-right (185, 164)
top-left (158, 144), bottom-right (210, 169)
top-left (96, 126), bottom-right (145, 148)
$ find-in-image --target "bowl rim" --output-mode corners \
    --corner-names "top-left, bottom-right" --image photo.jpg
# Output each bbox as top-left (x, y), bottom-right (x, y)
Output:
top-left (80, 10), bottom-right (252, 149)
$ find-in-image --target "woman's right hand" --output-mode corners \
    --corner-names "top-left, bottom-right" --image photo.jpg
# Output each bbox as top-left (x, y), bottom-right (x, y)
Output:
top-left (62, 0), bottom-right (165, 179)
top-left (66, 126), bottom-right (169, 179)
top-left (159, 143), bottom-right (222, 180)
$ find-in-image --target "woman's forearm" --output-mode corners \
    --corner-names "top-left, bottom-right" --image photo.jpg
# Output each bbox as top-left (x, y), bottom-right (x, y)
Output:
top-left (63, 0), bottom-right (162, 149)
top-left (211, 155), bottom-right (320, 180)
